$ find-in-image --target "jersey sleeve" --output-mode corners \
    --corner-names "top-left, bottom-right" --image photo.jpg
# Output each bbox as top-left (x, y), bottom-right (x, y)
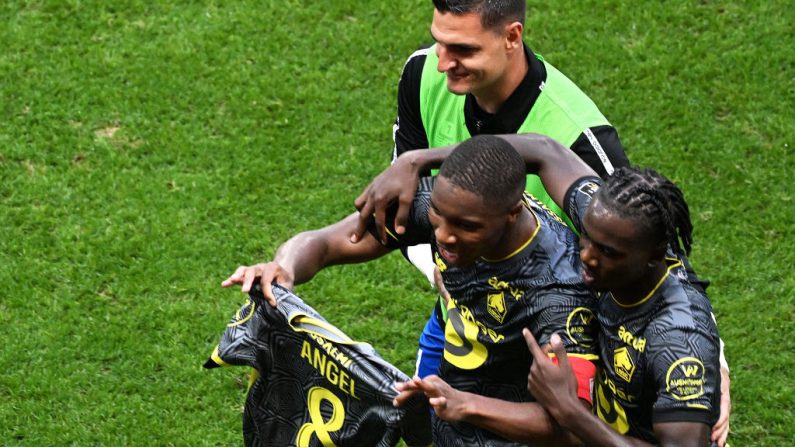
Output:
top-left (570, 125), bottom-right (629, 178)
top-left (529, 283), bottom-right (599, 361)
top-left (366, 176), bottom-right (435, 249)
top-left (392, 48), bottom-right (430, 163)
top-left (646, 327), bottom-right (721, 426)
top-left (563, 176), bottom-right (602, 234)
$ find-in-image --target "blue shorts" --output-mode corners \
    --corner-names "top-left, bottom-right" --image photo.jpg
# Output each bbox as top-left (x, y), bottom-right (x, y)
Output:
top-left (415, 306), bottom-right (445, 378)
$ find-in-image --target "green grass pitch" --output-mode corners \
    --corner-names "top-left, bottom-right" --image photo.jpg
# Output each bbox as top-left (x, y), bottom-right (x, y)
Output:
top-left (1, 0), bottom-right (792, 445)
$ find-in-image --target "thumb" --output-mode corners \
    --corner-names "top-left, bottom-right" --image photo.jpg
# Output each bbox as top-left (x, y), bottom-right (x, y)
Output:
top-left (550, 333), bottom-right (571, 371)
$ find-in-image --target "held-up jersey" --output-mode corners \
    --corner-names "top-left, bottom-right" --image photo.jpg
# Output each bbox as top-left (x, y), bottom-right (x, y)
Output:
top-left (205, 284), bottom-right (431, 447)
top-left (564, 177), bottom-right (722, 442)
top-left (378, 177), bottom-right (599, 446)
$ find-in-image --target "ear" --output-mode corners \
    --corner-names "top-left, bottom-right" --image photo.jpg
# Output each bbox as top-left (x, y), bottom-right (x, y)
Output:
top-left (506, 201), bottom-right (524, 224)
top-left (504, 21), bottom-right (523, 50)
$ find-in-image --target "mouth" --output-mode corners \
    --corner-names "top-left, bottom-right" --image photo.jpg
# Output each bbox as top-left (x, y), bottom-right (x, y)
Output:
top-left (446, 71), bottom-right (469, 82)
top-left (581, 264), bottom-right (597, 286)
top-left (437, 245), bottom-right (460, 264)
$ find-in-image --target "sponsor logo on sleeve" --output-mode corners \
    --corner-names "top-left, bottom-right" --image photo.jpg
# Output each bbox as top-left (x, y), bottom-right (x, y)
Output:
top-left (666, 357), bottom-right (706, 400)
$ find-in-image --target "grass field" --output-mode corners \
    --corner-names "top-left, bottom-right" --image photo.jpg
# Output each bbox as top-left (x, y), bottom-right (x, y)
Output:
top-left (1, 0), bottom-right (792, 445)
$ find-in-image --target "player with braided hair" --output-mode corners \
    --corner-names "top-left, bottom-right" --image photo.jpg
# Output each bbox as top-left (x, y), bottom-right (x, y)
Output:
top-left (361, 134), bottom-right (730, 446)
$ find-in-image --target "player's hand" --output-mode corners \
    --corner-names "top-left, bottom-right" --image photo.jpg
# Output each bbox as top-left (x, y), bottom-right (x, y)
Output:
top-left (350, 153), bottom-right (422, 245)
top-left (433, 267), bottom-right (451, 306)
top-left (409, 375), bottom-right (468, 422)
top-left (711, 366), bottom-right (731, 446)
top-left (524, 330), bottom-right (579, 421)
top-left (221, 262), bottom-right (294, 307)
top-left (393, 376), bottom-right (424, 407)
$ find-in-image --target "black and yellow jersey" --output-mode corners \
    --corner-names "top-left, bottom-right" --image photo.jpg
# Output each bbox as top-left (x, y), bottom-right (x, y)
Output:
top-left (205, 284), bottom-right (432, 447)
top-left (379, 177), bottom-right (599, 446)
top-left (563, 176), bottom-right (721, 442)
top-left (594, 261), bottom-right (721, 442)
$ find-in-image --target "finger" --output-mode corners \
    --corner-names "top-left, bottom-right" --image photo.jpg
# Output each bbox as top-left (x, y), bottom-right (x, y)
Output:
top-left (523, 328), bottom-right (547, 361)
top-left (351, 193), bottom-right (376, 244)
top-left (428, 395), bottom-right (447, 409)
top-left (261, 276), bottom-right (278, 308)
top-left (433, 268), bottom-right (451, 305)
top-left (394, 191), bottom-right (413, 235)
top-left (372, 196), bottom-right (387, 244)
top-left (241, 267), bottom-right (257, 293)
top-left (221, 266), bottom-right (246, 288)
top-left (550, 333), bottom-right (571, 371)
top-left (392, 389), bottom-right (420, 408)
top-left (353, 183), bottom-right (371, 212)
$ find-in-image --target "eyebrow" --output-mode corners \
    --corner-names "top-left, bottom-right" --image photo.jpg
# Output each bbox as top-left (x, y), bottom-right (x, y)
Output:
top-left (429, 30), bottom-right (479, 52)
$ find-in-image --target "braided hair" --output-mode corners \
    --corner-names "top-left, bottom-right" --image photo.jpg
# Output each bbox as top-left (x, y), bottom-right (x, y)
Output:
top-left (439, 135), bottom-right (526, 212)
top-left (595, 167), bottom-right (693, 256)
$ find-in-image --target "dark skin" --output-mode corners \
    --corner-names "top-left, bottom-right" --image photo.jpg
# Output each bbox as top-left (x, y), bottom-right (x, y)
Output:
top-left (351, 133), bottom-right (723, 447)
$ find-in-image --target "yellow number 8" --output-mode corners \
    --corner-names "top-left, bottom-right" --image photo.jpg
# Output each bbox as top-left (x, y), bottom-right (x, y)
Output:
top-left (296, 387), bottom-right (345, 447)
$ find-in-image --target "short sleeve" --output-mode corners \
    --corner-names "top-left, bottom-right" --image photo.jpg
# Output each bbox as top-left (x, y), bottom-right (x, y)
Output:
top-left (563, 176), bottom-right (602, 234)
top-left (647, 328), bottom-right (721, 426)
top-left (529, 283), bottom-right (599, 361)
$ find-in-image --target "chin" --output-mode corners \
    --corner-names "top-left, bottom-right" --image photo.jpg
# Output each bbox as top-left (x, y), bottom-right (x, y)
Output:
top-left (445, 79), bottom-right (472, 96)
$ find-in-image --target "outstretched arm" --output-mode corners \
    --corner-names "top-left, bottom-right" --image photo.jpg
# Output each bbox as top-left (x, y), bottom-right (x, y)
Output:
top-left (223, 213), bottom-right (392, 305)
top-left (351, 133), bottom-right (595, 243)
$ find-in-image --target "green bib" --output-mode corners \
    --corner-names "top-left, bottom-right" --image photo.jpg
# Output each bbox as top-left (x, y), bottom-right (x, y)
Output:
top-left (419, 44), bottom-right (610, 228)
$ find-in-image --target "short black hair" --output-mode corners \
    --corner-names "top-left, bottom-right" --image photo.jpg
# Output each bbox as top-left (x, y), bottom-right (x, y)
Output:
top-left (596, 167), bottom-right (694, 255)
top-left (432, 0), bottom-right (526, 30)
top-left (439, 135), bottom-right (526, 211)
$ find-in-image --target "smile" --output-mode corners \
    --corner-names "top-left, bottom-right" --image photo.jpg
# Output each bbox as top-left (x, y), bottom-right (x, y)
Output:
top-left (438, 245), bottom-right (460, 264)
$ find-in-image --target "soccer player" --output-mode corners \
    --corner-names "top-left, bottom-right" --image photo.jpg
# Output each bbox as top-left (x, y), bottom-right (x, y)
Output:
top-left (224, 136), bottom-right (599, 446)
top-left (357, 134), bottom-right (729, 446)
top-left (387, 0), bottom-right (629, 381)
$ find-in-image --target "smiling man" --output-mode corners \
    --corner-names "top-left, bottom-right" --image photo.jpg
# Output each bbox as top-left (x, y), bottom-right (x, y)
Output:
top-left (226, 136), bottom-right (599, 445)
top-left (388, 0), bottom-right (629, 382)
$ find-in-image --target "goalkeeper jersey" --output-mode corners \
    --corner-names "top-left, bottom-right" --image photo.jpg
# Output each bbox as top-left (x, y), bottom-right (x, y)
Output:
top-left (205, 284), bottom-right (431, 447)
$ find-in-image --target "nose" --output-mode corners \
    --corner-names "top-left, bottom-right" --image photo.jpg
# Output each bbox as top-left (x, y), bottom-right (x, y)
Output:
top-left (436, 45), bottom-right (457, 73)
top-left (580, 240), bottom-right (598, 268)
top-left (434, 221), bottom-right (457, 245)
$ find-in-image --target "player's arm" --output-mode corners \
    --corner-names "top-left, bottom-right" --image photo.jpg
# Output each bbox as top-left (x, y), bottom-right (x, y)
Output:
top-left (394, 375), bottom-right (584, 447)
top-left (352, 133), bottom-right (595, 242)
top-left (569, 125), bottom-right (629, 178)
top-left (223, 213), bottom-right (392, 306)
top-left (524, 331), bottom-right (656, 447)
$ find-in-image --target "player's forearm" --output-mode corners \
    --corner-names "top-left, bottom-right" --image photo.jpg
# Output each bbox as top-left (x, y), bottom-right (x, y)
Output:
top-left (460, 394), bottom-right (582, 446)
top-left (272, 230), bottom-right (340, 285)
top-left (274, 215), bottom-right (391, 285)
top-left (554, 404), bottom-right (653, 447)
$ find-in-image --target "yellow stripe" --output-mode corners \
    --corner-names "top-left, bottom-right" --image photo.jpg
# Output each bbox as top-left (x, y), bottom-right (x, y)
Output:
top-left (612, 260), bottom-right (683, 308)
top-left (290, 315), bottom-right (362, 345)
top-left (481, 208), bottom-right (540, 263)
top-left (210, 345), bottom-right (228, 367)
top-left (686, 403), bottom-right (708, 410)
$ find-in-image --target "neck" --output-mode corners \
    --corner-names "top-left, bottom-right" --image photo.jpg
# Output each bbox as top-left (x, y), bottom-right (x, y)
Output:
top-left (473, 49), bottom-right (528, 114)
top-left (611, 262), bottom-right (669, 306)
top-left (484, 207), bottom-right (536, 262)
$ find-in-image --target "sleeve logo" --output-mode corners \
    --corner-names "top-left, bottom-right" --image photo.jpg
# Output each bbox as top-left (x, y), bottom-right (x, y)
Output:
top-left (666, 357), bottom-right (706, 400)
top-left (566, 307), bottom-right (595, 347)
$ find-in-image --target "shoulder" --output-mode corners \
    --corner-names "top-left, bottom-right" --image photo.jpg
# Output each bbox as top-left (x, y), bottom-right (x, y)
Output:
top-left (399, 46), bottom-right (431, 81)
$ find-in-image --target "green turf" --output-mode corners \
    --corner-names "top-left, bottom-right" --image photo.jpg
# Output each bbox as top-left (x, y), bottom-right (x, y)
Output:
top-left (1, 0), bottom-right (792, 445)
